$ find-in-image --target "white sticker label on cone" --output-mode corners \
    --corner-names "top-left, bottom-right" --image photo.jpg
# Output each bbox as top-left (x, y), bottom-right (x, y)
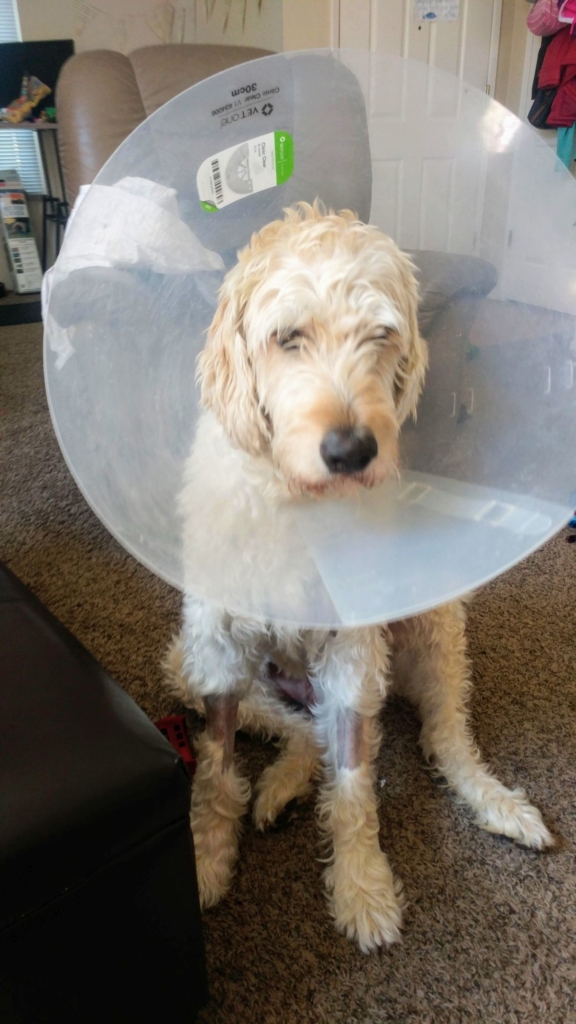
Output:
top-left (197, 131), bottom-right (294, 212)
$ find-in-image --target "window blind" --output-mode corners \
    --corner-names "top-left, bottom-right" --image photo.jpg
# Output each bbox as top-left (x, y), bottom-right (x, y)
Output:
top-left (0, 0), bottom-right (20, 42)
top-left (0, 132), bottom-right (47, 193)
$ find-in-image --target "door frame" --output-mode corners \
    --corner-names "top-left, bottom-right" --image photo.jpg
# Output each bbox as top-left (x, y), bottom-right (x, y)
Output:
top-left (519, 28), bottom-right (539, 121)
top-left (338, 0), bottom-right (502, 97)
top-left (331, 0), bottom-right (340, 45)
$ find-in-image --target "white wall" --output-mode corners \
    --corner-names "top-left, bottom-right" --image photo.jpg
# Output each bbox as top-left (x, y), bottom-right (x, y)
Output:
top-left (16, 0), bottom-right (343, 57)
top-left (16, 0), bottom-right (283, 53)
top-left (283, 0), bottom-right (335, 50)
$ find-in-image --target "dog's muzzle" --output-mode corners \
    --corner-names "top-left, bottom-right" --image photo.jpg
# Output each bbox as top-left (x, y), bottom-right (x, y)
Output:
top-left (320, 426), bottom-right (378, 475)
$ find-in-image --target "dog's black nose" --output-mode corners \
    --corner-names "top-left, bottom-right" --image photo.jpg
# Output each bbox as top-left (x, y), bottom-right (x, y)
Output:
top-left (320, 427), bottom-right (378, 474)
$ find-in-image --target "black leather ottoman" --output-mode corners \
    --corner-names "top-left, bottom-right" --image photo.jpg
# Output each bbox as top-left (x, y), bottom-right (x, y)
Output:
top-left (0, 562), bottom-right (207, 1024)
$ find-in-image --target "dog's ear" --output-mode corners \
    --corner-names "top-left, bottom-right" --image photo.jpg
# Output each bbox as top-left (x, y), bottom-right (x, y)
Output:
top-left (197, 292), bottom-right (271, 455)
top-left (394, 257), bottom-right (428, 424)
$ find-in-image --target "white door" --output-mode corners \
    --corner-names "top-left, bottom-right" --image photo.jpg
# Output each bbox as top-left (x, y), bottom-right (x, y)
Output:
top-left (338, 0), bottom-right (501, 254)
top-left (339, 0), bottom-right (500, 93)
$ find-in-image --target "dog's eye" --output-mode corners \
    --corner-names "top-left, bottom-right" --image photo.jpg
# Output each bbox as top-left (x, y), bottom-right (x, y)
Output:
top-left (359, 327), bottom-right (396, 349)
top-left (276, 329), bottom-right (303, 351)
top-left (371, 327), bottom-right (392, 342)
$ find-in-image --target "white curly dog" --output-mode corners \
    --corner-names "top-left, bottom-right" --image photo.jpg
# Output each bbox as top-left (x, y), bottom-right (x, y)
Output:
top-left (164, 202), bottom-right (553, 954)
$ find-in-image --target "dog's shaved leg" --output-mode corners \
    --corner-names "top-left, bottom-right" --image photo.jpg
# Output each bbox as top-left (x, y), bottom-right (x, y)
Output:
top-left (312, 628), bottom-right (404, 953)
top-left (393, 603), bottom-right (554, 850)
top-left (205, 692), bottom-right (238, 768)
top-left (191, 692), bottom-right (251, 907)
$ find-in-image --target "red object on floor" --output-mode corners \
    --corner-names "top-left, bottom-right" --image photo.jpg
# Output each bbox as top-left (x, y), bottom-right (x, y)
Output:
top-left (155, 715), bottom-right (196, 776)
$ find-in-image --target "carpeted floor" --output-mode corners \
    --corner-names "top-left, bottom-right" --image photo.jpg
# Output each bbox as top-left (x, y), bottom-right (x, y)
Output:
top-left (1, 323), bottom-right (575, 1024)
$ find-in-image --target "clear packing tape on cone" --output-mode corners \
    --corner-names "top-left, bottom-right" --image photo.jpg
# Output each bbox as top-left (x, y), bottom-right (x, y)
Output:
top-left (44, 50), bottom-right (576, 627)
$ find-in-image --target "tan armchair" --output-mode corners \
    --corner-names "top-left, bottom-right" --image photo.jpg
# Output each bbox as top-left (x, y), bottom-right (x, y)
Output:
top-left (56, 44), bottom-right (272, 204)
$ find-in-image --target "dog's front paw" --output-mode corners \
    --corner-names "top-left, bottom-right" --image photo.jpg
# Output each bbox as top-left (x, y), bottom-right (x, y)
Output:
top-left (253, 762), bottom-right (313, 831)
top-left (325, 848), bottom-right (404, 953)
top-left (475, 788), bottom-right (554, 850)
top-left (191, 786), bottom-right (249, 907)
top-left (190, 751), bottom-right (251, 908)
top-left (192, 824), bottom-right (237, 908)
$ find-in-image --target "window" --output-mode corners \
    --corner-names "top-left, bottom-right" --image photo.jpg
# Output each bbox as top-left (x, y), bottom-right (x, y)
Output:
top-left (0, 0), bottom-right (20, 41)
top-left (0, 0), bottom-right (47, 194)
top-left (0, 132), bottom-right (47, 193)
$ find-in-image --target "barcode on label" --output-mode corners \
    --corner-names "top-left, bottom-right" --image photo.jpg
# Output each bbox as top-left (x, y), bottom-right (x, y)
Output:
top-left (211, 159), bottom-right (223, 205)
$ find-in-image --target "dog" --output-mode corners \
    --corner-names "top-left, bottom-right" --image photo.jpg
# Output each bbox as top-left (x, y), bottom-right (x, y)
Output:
top-left (164, 202), bottom-right (553, 953)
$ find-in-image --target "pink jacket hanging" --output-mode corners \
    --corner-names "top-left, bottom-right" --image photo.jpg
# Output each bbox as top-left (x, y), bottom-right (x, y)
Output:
top-left (527, 0), bottom-right (564, 36)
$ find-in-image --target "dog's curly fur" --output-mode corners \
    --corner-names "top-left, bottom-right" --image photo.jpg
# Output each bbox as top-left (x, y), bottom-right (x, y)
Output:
top-left (164, 202), bottom-right (553, 953)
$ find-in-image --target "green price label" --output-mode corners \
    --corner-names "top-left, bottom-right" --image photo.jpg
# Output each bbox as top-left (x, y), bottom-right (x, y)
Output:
top-left (274, 131), bottom-right (294, 185)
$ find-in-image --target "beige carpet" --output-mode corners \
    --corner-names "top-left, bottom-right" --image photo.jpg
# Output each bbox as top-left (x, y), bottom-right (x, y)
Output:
top-left (2, 323), bottom-right (575, 1024)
